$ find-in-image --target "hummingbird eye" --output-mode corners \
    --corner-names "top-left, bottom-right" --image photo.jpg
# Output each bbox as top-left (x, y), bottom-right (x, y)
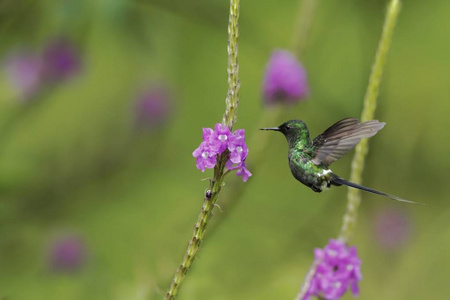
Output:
top-left (285, 125), bottom-right (291, 130)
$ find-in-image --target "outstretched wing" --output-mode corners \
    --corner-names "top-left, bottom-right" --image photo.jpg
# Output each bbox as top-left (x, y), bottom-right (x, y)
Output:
top-left (311, 118), bottom-right (385, 166)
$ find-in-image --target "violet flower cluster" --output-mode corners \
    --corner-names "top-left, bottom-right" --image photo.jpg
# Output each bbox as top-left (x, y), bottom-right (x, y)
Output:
top-left (5, 37), bottom-right (81, 101)
top-left (262, 49), bottom-right (309, 105)
top-left (303, 239), bottom-right (362, 300)
top-left (193, 123), bottom-right (251, 182)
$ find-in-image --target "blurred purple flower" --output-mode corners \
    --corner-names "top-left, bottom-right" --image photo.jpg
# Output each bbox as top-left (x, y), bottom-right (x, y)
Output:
top-left (48, 235), bottom-right (87, 272)
top-left (193, 123), bottom-right (251, 181)
top-left (5, 51), bottom-right (44, 100)
top-left (303, 239), bottom-right (362, 300)
top-left (263, 49), bottom-right (309, 105)
top-left (43, 38), bottom-right (81, 82)
top-left (4, 37), bottom-right (81, 101)
top-left (135, 86), bottom-right (172, 128)
top-left (373, 208), bottom-right (412, 251)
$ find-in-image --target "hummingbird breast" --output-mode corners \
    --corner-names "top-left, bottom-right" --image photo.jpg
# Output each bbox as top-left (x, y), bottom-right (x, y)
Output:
top-left (288, 150), bottom-right (332, 192)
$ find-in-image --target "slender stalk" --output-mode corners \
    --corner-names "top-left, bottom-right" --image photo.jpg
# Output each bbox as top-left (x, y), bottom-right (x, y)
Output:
top-left (165, 154), bottom-right (227, 300)
top-left (222, 0), bottom-right (240, 130)
top-left (291, 0), bottom-right (318, 56)
top-left (294, 259), bottom-right (320, 300)
top-left (339, 0), bottom-right (401, 243)
top-left (165, 1), bottom-right (241, 299)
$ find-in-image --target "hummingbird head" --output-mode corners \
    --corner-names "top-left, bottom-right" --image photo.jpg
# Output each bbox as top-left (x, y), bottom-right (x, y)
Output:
top-left (261, 120), bottom-right (309, 147)
top-left (260, 119), bottom-right (310, 147)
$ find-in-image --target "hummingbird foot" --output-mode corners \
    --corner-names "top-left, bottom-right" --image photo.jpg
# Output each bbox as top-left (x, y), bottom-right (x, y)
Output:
top-left (311, 185), bottom-right (322, 193)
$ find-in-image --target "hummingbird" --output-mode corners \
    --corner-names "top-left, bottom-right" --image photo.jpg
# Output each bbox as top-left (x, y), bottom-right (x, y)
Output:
top-left (261, 118), bottom-right (418, 204)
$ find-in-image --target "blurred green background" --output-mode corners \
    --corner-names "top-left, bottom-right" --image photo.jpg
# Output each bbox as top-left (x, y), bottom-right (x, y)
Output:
top-left (0, 0), bottom-right (449, 299)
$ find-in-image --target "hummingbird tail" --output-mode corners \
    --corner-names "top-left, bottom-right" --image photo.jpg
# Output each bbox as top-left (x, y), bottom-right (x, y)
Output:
top-left (330, 176), bottom-right (421, 205)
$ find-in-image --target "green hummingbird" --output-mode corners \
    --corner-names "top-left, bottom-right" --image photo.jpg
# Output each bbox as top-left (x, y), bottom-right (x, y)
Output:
top-left (261, 118), bottom-right (417, 204)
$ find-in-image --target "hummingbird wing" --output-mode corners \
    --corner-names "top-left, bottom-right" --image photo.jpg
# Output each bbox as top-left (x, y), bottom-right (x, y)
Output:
top-left (311, 118), bottom-right (385, 166)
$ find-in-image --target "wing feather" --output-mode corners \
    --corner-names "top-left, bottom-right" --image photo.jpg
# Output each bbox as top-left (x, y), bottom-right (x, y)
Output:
top-left (311, 118), bottom-right (385, 166)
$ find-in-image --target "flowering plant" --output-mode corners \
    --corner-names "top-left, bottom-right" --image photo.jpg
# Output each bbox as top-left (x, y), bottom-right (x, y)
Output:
top-left (193, 123), bottom-right (251, 182)
top-left (303, 240), bottom-right (362, 300)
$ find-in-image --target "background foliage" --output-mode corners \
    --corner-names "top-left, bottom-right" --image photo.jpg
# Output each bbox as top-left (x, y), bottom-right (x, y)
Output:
top-left (0, 0), bottom-right (449, 299)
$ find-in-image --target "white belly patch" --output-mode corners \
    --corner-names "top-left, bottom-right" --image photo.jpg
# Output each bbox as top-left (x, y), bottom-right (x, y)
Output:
top-left (318, 169), bottom-right (332, 191)
top-left (317, 169), bottom-right (332, 177)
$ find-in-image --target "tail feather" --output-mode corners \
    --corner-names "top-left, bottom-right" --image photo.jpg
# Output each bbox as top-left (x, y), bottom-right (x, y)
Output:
top-left (331, 176), bottom-right (422, 205)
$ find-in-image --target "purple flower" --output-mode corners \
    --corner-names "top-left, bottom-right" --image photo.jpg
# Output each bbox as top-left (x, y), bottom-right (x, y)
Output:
top-left (225, 159), bottom-right (251, 181)
top-left (135, 86), bottom-right (172, 128)
top-left (193, 140), bottom-right (218, 172)
top-left (263, 49), bottom-right (309, 105)
top-left (210, 123), bottom-right (232, 153)
top-left (373, 208), bottom-right (412, 251)
top-left (5, 51), bottom-right (44, 100)
top-left (48, 235), bottom-right (87, 272)
top-left (227, 129), bottom-right (248, 164)
top-left (303, 239), bottom-right (362, 300)
top-left (193, 123), bottom-right (251, 181)
top-left (235, 162), bottom-right (252, 182)
top-left (43, 38), bottom-right (81, 82)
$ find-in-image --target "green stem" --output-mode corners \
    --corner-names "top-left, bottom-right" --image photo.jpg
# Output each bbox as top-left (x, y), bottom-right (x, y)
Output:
top-left (294, 259), bottom-right (320, 300)
top-left (291, 0), bottom-right (318, 56)
top-left (165, 0), bottom-right (241, 298)
top-left (339, 0), bottom-right (401, 243)
top-left (165, 155), bottom-right (227, 300)
top-left (222, 0), bottom-right (240, 130)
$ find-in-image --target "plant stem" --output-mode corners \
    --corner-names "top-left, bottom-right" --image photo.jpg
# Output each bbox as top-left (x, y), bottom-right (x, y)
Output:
top-left (294, 259), bottom-right (320, 300)
top-left (165, 154), bottom-right (227, 300)
top-left (339, 0), bottom-right (401, 243)
top-left (222, 0), bottom-right (240, 130)
top-left (291, 0), bottom-right (318, 56)
top-left (165, 1), bottom-right (241, 298)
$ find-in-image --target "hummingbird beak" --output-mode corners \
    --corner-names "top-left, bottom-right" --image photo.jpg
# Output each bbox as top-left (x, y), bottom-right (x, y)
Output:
top-left (260, 127), bottom-right (280, 131)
